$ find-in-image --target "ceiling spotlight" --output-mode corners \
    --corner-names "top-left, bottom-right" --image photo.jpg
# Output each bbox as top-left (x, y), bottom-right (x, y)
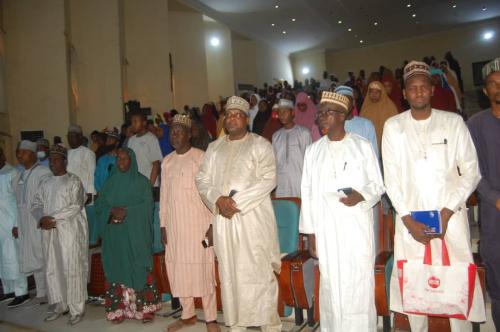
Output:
top-left (275, 5), bottom-right (279, 9)
top-left (483, 31), bottom-right (494, 40)
top-left (282, 30), bottom-right (286, 34)
top-left (271, 23), bottom-right (275, 27)
top-left (482, 6), bottom-right (487, 11)
top-left (412, 13), bottom-right (417, 18)
top-left (302, 67), bottom-right (310, 75)
top-left (210, 37), bottom-right (220, 47)
top-left (359, 40), bottom-right (364, 44)
top-left (452, 4), bottom-right (457, 8)
top-left (406, 3), bottom-right (412, 8)
top-left (374, 22), bottom-right (379, 26)
top-left (338, 20), bottom-right (342, 24)
top-left (292, 18), bottom-right (296, 22)
top-left (348, 28), bottom-right (352, 32)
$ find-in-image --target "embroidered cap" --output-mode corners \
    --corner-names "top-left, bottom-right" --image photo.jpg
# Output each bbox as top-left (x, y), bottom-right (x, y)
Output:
top-left (403, 61), bottom-right (431, 82)
top-left (225, 96), bottom-right (250, 115)
top-left (482, 57), bottom-right (500, 79)
top-left (320, 91), bottom-right (350, 111)
top-left (171, 114), bottom-right (192, 129)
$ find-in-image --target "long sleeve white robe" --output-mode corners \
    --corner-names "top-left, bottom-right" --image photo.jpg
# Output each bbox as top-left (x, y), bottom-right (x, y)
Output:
top-left (196, 133), bottom-right (281, 329)
top-left (15, 163), bottom-right (51, 273)
top-left (299, 133), bottom-right (384, 332)
top-left (382, 109), bottom-right (486, 323)
top-left (0, 164), bottom-right (24, 281)
top-left (272, 125), bottom-right (312, 198)
top-left (31, 173), bottom-right (89, 314)
top-left (68, 145), bottom-right (96, 195)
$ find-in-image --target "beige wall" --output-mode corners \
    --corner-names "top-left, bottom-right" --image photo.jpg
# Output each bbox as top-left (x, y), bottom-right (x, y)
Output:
top-left (325, 18), bottom-right (500, 92)
top-left (168, 10), bottom-right (209, 110)
top-left (204, 18), bottom-right (235, 102)
top-left (232, 38), bottom-right (293, 88)
top-left (4, 0), bottom-right (70, 160)
top-left (124, 0), bottom-right (172, 117)
top-left (291, 49), bottom-right (326, 83)
top-left (69, 0), bottom-right (123, 133)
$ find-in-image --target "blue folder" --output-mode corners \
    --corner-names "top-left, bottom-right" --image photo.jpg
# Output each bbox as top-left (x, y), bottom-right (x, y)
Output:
top-left (411, 210), bottom-right (442, 234)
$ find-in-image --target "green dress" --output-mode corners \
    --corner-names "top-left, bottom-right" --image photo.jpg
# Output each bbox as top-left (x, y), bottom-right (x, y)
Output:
top-left (95, 148), bottom-right (160, 319)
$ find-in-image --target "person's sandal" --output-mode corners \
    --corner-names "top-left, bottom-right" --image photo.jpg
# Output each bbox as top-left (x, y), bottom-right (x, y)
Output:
top-left (142, 313), bottom-right (155, 323)
top-left (206, 320), bottom-right (221, 332)
top-left (165, 315), bottom-right (197, 332)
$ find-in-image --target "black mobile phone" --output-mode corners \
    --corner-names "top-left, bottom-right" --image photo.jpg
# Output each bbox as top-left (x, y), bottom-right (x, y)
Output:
top-left (338, 187), bottom-right (353, 195)
top-left (229, 190), bottom-right (237, 197)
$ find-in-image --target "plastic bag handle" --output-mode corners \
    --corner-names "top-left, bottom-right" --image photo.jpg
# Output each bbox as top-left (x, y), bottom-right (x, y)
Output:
top-left (423, 239), bottom-right (450, 266)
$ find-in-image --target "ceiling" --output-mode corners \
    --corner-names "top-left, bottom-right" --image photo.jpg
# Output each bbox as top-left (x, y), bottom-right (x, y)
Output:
top-left (179, 0), bottom-right (500, 54)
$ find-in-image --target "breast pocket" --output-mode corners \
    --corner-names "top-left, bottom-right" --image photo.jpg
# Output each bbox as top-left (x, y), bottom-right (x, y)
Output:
top-left (429, 139), bottom-right (449, 172)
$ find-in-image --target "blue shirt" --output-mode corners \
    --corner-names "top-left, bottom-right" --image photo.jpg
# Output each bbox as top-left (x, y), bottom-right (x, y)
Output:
top-left (159, 124), bottom-right (173, 157)
top-left (94, 154), bottom-right (116, 192)
top-left (345, 116), bottom-right (379, 157)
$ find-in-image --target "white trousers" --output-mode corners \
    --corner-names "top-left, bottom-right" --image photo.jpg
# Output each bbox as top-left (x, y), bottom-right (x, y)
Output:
top-left (408, 314), bottom-right (472, 332)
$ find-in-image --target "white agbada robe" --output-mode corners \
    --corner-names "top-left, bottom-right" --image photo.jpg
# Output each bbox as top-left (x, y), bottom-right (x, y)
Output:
top-left (272, 124), bottom-right (312, 198)
top-left (0, 164), bottom-right (26, 295)
top-left (299, 133), bottom-right (384, 332)
top-left (15, 163), bottom-right (51, 274)
top-left (382, 110), bottom-right (486, 325)
top-left (31, 172), bottom-right (89, 316)
top-left (196, 133), bottom-right (282, 330)
top-left (68, 145), bottom-right (96, 195)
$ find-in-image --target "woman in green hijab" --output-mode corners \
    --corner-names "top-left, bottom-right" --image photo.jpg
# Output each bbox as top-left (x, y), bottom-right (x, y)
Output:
top-left (95, 148), bottom-right (161, 324)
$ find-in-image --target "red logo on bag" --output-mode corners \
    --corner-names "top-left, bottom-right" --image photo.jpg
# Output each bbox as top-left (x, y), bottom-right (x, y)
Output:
top-left (428, 276), bottom-right (441, 288)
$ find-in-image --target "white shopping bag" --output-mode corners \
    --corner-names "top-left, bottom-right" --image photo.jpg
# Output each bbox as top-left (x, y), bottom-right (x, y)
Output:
top-left (397, 239), bottom-right (476, 319)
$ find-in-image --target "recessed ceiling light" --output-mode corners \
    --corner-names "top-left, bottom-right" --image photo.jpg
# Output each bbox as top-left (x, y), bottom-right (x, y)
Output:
top-left (359, 40), bottom-right (364, 44)
top-left (412, 13), bottom-right (417, 18)
top-left (282, 30), bottom-right (286, 34)
top-left (302, 67), bottom-right (310, 75)
top-left (483, 31), bottom-right (494, 40)
top-left (452, 4), bottom-right (457, 8)
top-left (338, 20), bottom-right (342, 24)
top-left (374, 22), bottom-right (379, 26)
top-left (275, 5), bottom-right (279, 9)
top-left (348, 28), bottom-right (352, 32)
top-left (292, 18), bottom-right (296, 22)
top-left (210, 37), bottom-right (220, 47)
top-left (406, 3), bottom-right (412, 8)
top-left (271, 23), bottom-right (276, 27)
top-left (482, 6), bottom-right (487, 11)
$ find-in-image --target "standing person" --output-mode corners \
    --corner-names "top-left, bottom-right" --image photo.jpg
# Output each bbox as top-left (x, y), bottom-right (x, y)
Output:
top-left (191, 119), bottom-right (212, 152)
top-left (67, 124), bottom-right (96, 205)
top-left (31, 145), bottom-right (88, 325)
top-left (467, 58), bottom-right (500, 330)
top-left (294, 92), bottom-right (317, 134)
top-left (248, 93), bottom-right (261, 131)
top-left (127, 111), bottom-right (163, 189)
top-left (14, 140), bottom-right (51, 303)
top-left (0, 148), bottom-right (30, 308)
top-left (383, 61), bottom-right (486, 331)
top-left (95, 148), bottom-right (161, 324)
top-left (299, 92), bottom-right (384, 331)
top-left (445, 51), bottom-right (464, 94)
top-left (196, 96), bottom-right (282, 332)
top-left (272, 98), bottom-right (312, 198)
top-left (94, 130), bottom-right (120, 193)
top-left (361, 81), bottom-right (399, 150)
top-left (252, 99), bottom-right (272, 136)
top-left (160, 115), bottom-right (219, 332)
top-left (262, 103), bottom-right (282, 143)
top-left (430, 68), bottom-right (457, 113)
top-left (158, 112), bottom-right (174, 157)
top-left (36, 138), bottom-right (50, 167)
top-left (335, 85), bottom-right (378, 156)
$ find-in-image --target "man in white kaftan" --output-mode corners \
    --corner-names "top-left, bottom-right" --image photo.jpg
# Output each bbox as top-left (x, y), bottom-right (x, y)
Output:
top-left (383, 61), bottom-right (485, 332)
top-left (15, 140), bottom-right (51, 300)
top-left (67, 124), bottom-right (96, 202)
top-left (272, 98), bottom-right (312, 198)
top-left (31, 145), bottom-right (89, 325)
top-left (299, 92), bottom-right (384, 332)
top-left (196, 96), bottom-right (282, 332)
top-left (0, 148), bottom-right (30, 307)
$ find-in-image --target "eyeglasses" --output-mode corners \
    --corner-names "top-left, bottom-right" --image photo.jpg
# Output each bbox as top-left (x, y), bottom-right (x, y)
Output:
top-left (317, 109), bottom-right (347, 118)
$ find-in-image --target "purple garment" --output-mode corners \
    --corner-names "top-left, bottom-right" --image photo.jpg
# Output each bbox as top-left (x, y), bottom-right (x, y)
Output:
top-left (468, 109), bottom-right (500, 300)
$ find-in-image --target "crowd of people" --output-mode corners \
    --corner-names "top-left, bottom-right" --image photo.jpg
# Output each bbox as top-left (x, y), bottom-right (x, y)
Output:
top-left (0, 52), bottom-right (499, 332)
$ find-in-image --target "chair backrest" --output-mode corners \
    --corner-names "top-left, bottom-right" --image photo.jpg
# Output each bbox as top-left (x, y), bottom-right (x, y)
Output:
top-left (272, 198), bottom-right (301, 254)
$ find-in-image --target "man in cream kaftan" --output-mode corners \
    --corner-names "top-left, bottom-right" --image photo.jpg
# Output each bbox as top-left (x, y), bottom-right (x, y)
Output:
top-left (299, 92), bottom-right (384, 332)
top-left (15, 140), bottom-right (51, 300)
top-left (196, 96), bottom-right (281, 331)
top-left (31, 145), bottom-right (89, 325)
top-left (383, 61), bottom-right (485, 332)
